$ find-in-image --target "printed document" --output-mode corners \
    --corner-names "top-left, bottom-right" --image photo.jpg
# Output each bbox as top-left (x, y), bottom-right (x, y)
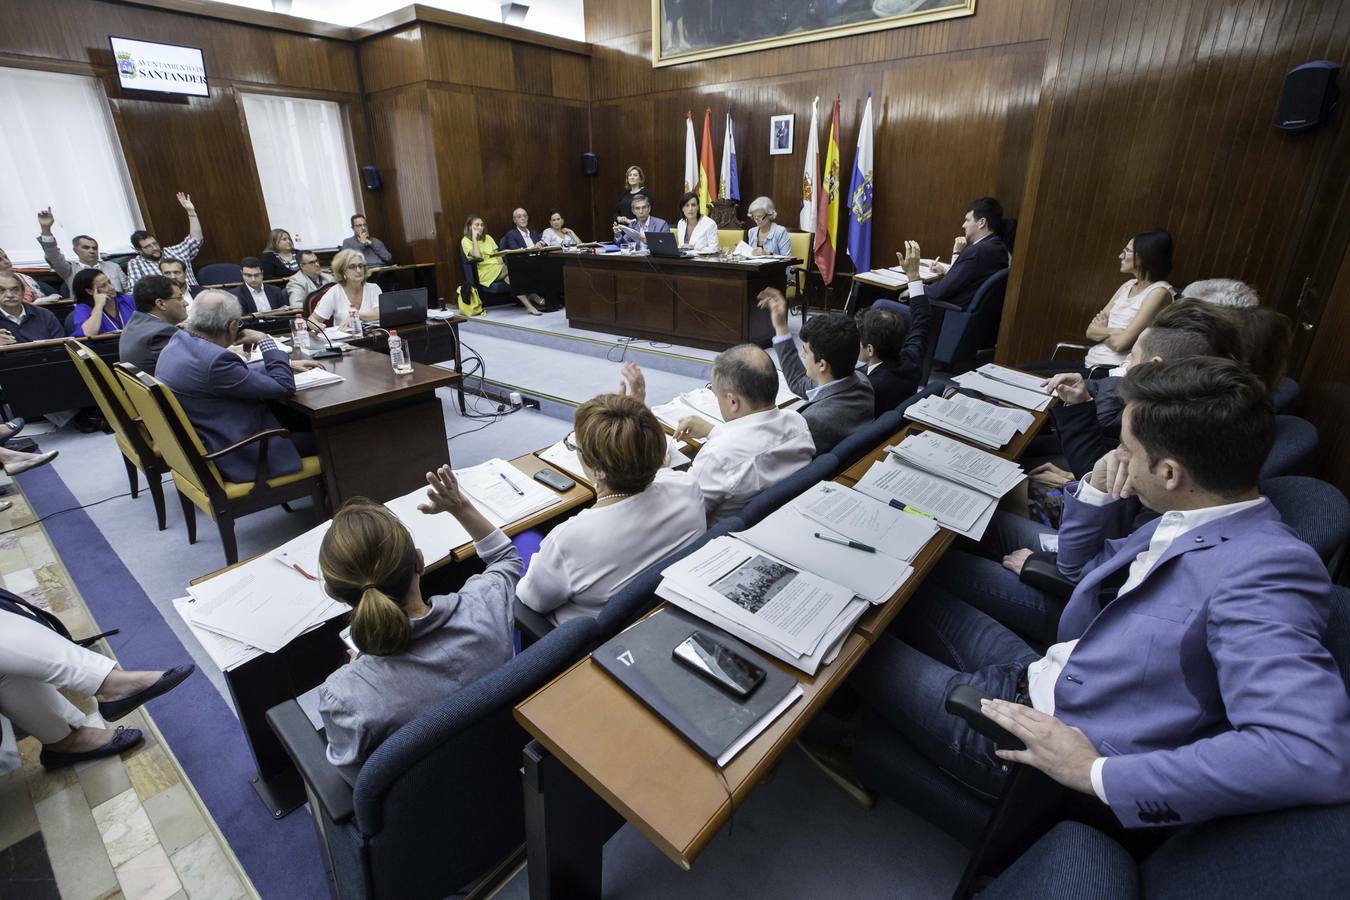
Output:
top-left (854, 457), bottom-right (997, 540)
top-left (977, 363), bottom-right (1052, 394)
top-left (952, 371), bottom-right (1051, 411)
top-left (790, 481), bottom-right (938, 562)
top-left (888, 431), bottom-right (1025, 497)
top-left (455, 458), bottom-right (560, 522)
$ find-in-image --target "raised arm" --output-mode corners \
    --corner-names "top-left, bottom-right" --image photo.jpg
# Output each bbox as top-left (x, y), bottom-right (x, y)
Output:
top-left (177, 192), bottom-right (203, 243)
top-left (36, 208), bottom-right (73, 281)
top-left (758, 287), bottom-right (811, 399)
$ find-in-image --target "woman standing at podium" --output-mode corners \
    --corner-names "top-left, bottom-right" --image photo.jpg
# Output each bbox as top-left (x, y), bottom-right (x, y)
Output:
top-left (613, 165), bottom-right (654, 227)
top-left (676, 191), bottom-right (718, 254)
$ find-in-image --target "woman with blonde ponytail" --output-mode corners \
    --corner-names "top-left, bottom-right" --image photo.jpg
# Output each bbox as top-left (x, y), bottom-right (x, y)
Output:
top-left (317, 463), bottom-right (523, 781)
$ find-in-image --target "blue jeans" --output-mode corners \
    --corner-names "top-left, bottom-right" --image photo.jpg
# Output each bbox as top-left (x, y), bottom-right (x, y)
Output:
top-left (931, 512), bottom-right (1064, 646)
top-left (853, 584), bottom-right (1041, 800)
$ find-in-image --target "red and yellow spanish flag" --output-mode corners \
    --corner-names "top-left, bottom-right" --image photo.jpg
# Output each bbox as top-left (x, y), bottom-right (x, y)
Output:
top-left (698, 108), bottom-right (717, 214)
top-left (814, 96), bottom-right (842, 284)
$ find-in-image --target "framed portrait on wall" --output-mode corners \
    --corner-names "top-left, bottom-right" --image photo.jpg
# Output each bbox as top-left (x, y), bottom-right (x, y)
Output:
top-left (653, 1), bottom-right (976, 67)
top-left (769, 115), bottom-right (794, 155)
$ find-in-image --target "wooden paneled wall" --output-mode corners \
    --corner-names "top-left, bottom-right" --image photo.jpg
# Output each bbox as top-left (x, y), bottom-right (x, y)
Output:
top-left (999, 0), bottom-right (1350, 364)
top-left (359, 22), bottom-right (591, 288)
top-left (582, 0), bottom-right (1055, 267)
top-left (0, 0), bottom-right (378, 268)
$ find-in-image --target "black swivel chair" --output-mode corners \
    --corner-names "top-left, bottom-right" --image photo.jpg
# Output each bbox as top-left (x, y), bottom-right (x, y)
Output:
top-left (929, 268), bottom-right (1010, 376)
top-left (457, 243), bottom-right (515, 310)
top-left (1261, 415), bottom-right (1318, 478)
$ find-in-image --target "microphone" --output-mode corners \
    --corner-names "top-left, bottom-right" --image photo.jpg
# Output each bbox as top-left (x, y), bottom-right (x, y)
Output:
top-left (305, 319), bottom-right (344, 360)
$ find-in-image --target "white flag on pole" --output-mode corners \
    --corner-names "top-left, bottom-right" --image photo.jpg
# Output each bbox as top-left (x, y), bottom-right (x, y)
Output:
top-left (683, 112), bottom-right (698, 194)
top-left (799, 96), bottom-right (820, 233)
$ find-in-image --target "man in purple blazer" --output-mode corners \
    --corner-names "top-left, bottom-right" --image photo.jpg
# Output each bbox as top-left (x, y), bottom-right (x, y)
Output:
top-left (853, 357), bottom-right (1350, 828)
top-left (155, 290), bottom-right (323, 484)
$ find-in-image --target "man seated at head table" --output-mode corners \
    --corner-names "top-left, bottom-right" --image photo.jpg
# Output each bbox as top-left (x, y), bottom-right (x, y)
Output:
top-left (158, 258), bottom-right (194, 309)
top-left (612, 194), bottom-right (669, 246)
top-left (126, 191), bottom-right (203, 292)
top-left (0, 270), bottom-right (64, 344)
top-left (888, 196), bottom-right (1012, 311)
top-left (341, 213), bottom-right (394, 269)
top-left (499, 208), bottom-right (546, 251)
top-left (616, 350), bottom-right (814, 525)
top-left (0, 247), bottom-right (59, 303)
top-left (36, 206), bottom-right (127, 296)
top-left (287, 250), bottom-right (334, 310)
top-left (516, 393), bottom-right (707, 626)
top-left (234, 256), bottom-right (287, 314)
top-left (757, 287), bottom-right (875, 454)
top-left (154, 290), bottom-right (324, 484)
top-left (120, 275), bottom-right (188, 375)
top-left (840, 357), bottom-right (1350, 831)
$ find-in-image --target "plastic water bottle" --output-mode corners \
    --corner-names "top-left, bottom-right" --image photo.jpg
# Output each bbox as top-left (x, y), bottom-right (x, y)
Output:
top-left (292, 316), bottom-right (311, 350)
top-left (388, 329), bottom-right (412, 375)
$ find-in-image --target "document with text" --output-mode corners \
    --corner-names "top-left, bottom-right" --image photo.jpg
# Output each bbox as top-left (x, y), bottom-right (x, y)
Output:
top-left (854, 457), bottom-right (997, 540)
top-left (888, 431), bottom-right (1026, 497)
top-left (790, 481), bottom-right (939, 562)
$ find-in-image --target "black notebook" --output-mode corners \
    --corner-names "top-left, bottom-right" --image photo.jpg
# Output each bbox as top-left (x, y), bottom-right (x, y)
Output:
top-left (593, 607), bottom-right (801, 765)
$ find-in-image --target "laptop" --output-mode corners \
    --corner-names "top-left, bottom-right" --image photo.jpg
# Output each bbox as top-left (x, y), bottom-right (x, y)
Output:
top-left (646, 231), bottom-right (685, 259)
top-left (378, 287), bottom-right (428, 329)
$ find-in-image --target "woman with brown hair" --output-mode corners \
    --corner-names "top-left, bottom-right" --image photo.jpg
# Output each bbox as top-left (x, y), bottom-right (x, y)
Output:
top-left (260, 228), bottom-right (299, 279)
top-left (613, 165), bottom-right (655, 227)
top-left (517, 389), bottom-right (706, 626)
top-left (317, 465), bottom-right (523, 781)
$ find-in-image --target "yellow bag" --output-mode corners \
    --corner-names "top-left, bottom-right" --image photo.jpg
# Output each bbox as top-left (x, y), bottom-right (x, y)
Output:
top-left (457, 287), bottom-right (484, 317)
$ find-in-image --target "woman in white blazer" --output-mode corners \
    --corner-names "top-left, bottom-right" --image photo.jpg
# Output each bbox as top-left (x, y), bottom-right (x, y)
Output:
top-left (675, 191), bottom-right (718, 254)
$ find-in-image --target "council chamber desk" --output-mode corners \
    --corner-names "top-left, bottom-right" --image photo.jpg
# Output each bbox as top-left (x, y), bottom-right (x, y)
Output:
top-left (558, 253), bottom-right (797, 351)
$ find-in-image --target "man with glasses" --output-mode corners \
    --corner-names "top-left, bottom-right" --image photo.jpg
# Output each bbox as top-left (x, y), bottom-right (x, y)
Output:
top-left (126, 192), bottom-right (204, 292)
top-left (36, 207), bottom-right (128, 295)
top-left (286, 250), bottom-right (333, 310)
top-left (0, 271), bottom-right (64, 345)
top-left (119, 275), bottom-right (188, 374)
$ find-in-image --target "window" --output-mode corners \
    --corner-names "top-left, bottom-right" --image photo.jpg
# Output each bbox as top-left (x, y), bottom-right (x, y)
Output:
top-left (240, 93), bottom-right (359, 251)
top-left (0, 67), bottom-right (142, 266)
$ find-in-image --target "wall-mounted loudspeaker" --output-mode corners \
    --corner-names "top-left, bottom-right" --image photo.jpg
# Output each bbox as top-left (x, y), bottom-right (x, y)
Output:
top-left (1275, 61), bottom-right (1340, 133)
top-left (581, 152), bottom-right (599, 177)
top-left (360, 165), bottom-right (383, 191)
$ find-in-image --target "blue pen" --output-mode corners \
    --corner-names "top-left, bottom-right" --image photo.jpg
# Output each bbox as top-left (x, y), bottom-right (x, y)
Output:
top-left (499, 471), bottom-right (525, 496)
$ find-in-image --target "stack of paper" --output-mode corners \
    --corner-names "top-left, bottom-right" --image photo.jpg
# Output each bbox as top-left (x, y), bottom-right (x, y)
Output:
top-left (384, 486), bottom-right (474, 561)
top-left (854, 260), bottom-right (940, 288)
top-left (456, 458), bottom-right (561, 522)
top-left (293, 369), bottom-right (346, 391)
top-left (977, 363), bottom-right (1053, 393)
top-left (184, 559), bottom-right (346, 654)
top-left (538, 436), bottom-right (690, 486)
top-left (171, 596), bottom-right (261, 672)
top-left (657, 537), bottom-right (868, 675)
top-left (853, 455), bottom-right (998, 540)
top-left (651, 372), bottom-right (800, 431)
top-left (904, 394), bottom-right (1034, 450)
top-left (788, 481), bottom-right (939, 563)
top-left (888, 431), bottom-right (1026, 498)
top-left (734, 507), bottom-right (916, 605)
top-left (952, 371), bottom-right (1050, 411)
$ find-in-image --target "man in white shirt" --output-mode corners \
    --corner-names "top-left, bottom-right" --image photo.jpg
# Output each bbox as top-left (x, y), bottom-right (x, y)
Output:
top-left (233, 257), bottom-right (286, 314)
top-left (620, 347), bottom-right (814, 524)
top-left (840, 357), bottom-right (1350, 829)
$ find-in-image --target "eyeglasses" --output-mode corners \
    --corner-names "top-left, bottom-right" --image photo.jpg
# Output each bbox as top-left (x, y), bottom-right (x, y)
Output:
top-left (563, 431), bottom-right (577, 451)
top-left (750, 212), bottom-right (768, 221)
top-left (348, 263), bottom-right (366, 270)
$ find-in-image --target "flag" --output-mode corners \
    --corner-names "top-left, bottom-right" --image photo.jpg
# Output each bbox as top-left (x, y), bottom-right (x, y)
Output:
top-left (846, 92), bottom-right (875, 273)
top-left (682, 112), bottom-right (698, 195)
top-left (698, 107), bottom-right (717, 214)
top-left (815, 96), bottom-right (842, 284)
top-left (800, 96), bottom-right (820, 232)
top-left (719, 108), bottom-right (740, 201)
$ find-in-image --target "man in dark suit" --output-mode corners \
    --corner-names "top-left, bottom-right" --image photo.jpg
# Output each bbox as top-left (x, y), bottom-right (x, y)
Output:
top-left (155, 290), bottom-right (323, 483)
top-left (233, 257), bottom-right (287, 315)
top-left (119, 275), bottom-right (186, 375)
top-left (856, 292), bottom-right (931, 415)
top-left (498, 208), bottom-right (545, 251)
top-left (900, 196), bottom-right (1011, 310)
top-left (758, 287), bottom-right (874, 454)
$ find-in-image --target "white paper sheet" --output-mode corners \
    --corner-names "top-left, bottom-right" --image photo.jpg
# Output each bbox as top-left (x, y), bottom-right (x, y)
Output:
top-left (854, 458), bottom-right (996, 539)
top-left (186, 563), bottom-right (340, 654)
top-left (888, 431), bottom-right (1026, 498)
top-left (790, 481), bottom-right (938, 562)
top-left (171, 596), bottom-right (261, 672)
top-left (952, 371), bottom-right (1051, 411)
top-left (384, 486), bottom-right (474, 562)
top-left (456, 458), bottom-right (561, 522)
top-left (977, 363), bottom-right (1053, 394)
top-left (293, 369), bottom-right (346, 391)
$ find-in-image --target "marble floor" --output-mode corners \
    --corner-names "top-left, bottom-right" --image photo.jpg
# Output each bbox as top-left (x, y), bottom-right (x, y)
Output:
top-left (0, 471), bottom-right (254, 900)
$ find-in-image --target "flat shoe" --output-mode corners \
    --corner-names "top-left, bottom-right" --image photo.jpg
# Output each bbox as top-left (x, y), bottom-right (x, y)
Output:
top-left (98, 665), bottom-right (195, 722)
top-left (4, 449), bottom-right (57, 475)
top-left (40, 726), bottom-right (143, 769)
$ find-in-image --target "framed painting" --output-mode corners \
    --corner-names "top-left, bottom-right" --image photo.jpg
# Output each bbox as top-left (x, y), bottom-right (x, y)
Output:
top-left (769, 114), bottom-right (794, 155)
top-left (653, 1), bottom-right (976, 67)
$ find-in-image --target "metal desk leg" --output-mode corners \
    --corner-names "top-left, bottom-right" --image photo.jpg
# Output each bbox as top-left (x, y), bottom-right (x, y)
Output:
top-left (523, 740), bottom-right (623, 900)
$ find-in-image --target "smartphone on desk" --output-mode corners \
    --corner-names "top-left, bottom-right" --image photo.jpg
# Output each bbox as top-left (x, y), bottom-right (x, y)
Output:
top-left (672, 631), bottom-right (765, 699)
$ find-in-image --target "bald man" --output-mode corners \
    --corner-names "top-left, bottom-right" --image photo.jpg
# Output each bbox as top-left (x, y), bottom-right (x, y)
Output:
top-left (499, 208), bottom-right (545, 251)
top-left (621, 344), bottom-right (815, 524)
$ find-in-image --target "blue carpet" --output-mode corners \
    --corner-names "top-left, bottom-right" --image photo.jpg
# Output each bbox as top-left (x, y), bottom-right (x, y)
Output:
top-left (16, 465), bottom-right (329, 899)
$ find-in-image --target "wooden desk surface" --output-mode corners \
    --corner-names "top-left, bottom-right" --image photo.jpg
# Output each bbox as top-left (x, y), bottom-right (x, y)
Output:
top-left (559, 253), bottom-right (799, 275)
top-left (514, 371), bottom-right (1054, 871)
top-left (280, 348), bottom-right (460, 419)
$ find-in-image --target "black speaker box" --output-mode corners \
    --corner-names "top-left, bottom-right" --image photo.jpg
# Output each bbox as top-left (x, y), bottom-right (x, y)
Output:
top-left (360, 165), bottom-right (383, 191)
top-left (581, 152), bottom-right (599, 177)
top-left (1275, 61), bottom-right (1340, 133)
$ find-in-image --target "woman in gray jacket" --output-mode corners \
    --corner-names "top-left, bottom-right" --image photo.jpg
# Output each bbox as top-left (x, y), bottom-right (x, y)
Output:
top-left (317, 464), bottom-right (523, 782)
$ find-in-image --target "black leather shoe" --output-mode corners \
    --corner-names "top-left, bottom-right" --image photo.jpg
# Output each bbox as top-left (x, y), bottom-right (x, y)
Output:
top-left (40, 726), bottom-right (143, 769)
top-left (98, 665), bottom-right (195, 722)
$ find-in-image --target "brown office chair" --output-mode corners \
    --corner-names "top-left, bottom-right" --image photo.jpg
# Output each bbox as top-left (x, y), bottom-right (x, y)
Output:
top-left (113, 362), bottom-right (327, 565)
top-left (65, 340), bottom-right (168, 531)
top-left (716, 228), bottom-right (742, 254)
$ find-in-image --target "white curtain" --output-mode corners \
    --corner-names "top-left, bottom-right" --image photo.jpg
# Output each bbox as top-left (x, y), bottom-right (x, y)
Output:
top-left (0, 67), bottom-right (142, 266)
top-left (241, 93), bottom-right (359, 251)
